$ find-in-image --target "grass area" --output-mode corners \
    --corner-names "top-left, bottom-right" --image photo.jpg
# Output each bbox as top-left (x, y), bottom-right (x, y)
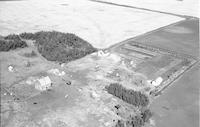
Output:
top-left (19, 31), bottom-right (97, 63)
top-left (0, 34), bottom-right (27, 51)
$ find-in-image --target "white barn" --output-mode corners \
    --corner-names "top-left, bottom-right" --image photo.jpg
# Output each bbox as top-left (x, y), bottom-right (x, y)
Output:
top-left (147, 77), bottom-right (163, 87)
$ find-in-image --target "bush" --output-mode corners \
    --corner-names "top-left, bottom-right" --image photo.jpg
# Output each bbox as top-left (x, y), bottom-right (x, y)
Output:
top-left (20, 31), bottom-right (97, 62)
top-left (106, 83), bottom-right (149, 107)
top-left (0, 37), bottom-right (27, 52)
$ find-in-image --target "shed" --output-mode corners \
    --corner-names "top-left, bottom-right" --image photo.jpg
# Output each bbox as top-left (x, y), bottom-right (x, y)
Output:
top-left (8, 65), bottom-right (14, 72)
top-left (97, 50), bottom-right (110, 57)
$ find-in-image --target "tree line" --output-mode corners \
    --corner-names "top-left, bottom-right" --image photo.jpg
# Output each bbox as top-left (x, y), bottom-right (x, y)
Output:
top-left (106, 83), bottom-right (149, 107)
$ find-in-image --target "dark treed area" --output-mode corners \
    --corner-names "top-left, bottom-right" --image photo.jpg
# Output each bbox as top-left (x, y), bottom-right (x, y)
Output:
top-left (0, 34), bottom-right (27, 51)
top-left (19, 31), bottom-right (97, 63)
top-left (115, 109), bottom-right (152, 127)
top-left (106, 83), bottom-right (149, 107)
top-left (0, 31), bottom-right (97, 62)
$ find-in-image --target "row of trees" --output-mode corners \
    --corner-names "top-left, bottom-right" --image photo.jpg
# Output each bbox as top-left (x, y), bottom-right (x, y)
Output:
top-left (115, 109), bottom-right (152, 127)
top-left (0, 34), bottom-right (27, 51)
top-left (19, 31), bottom-right (97, 63)
top-left (106, 83), bottom-right (149, 107)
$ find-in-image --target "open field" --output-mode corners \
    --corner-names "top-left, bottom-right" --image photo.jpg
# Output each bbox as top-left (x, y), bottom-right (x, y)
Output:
top-left (134, 19), bottom-right (199, 58)
top-left (150, 64), bottom-right (199, 127)
top-left (0, 0), bottom-right (183, 48)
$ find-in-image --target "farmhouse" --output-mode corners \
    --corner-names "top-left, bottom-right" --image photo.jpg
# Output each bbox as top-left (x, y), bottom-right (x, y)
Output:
top-left (35, 76), bottom-right (52, 91)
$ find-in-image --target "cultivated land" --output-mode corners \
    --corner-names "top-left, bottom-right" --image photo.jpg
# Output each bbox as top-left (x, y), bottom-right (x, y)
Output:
top-left (0, 0), bottom-right (183, 48)
top-left (0, 0), bottom-right (199, 127)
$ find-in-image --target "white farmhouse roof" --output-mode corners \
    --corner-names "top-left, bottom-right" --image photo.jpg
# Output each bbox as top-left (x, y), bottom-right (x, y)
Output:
top-left (38, 76), bottom-right (51, 86)
top-left (35, 76), bottom-right (52, 91)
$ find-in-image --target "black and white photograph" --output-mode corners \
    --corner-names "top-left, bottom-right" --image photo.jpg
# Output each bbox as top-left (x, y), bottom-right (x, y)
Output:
top-left (0, 0), bottom-right (199, 127)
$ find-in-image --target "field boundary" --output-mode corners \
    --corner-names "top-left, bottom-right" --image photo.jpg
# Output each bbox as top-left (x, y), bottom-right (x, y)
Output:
top-left (90, 0), bottom-right (197, 19)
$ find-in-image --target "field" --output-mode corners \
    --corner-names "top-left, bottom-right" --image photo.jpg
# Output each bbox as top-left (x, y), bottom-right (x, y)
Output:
top-left (134, 19), bottom-right (199, 58)
top-left (131, 18), bottom-right (199, 127)
top-left (0, 0), bottom-right (183, 48)
top-left (150, 64), bottom-right (199, 127)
